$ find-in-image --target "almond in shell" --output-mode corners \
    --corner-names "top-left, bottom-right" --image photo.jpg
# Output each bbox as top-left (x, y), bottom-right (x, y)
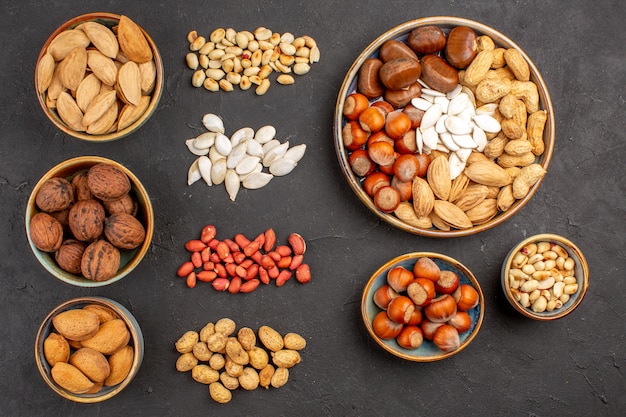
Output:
top-left (81, 21), bottom-right (119, 58)
top-left (138, 60), bottom-right (156, 94)
top-left (464, 159), bottom-right (512, 187)
top-left (86, 99), bottom-right (119, 135)
top-left (448, 172), bottom-right (470, 203)
top-left (56, 91), bottom-right (85, 132)
top-left (429, 211), bottom-right (451, 231)
top-left (465, 198), bottom-right (498, 225)
top-left (82, 89), bottom-right (117, 127)
top-left (117, 95), bottom-right (150, 131)
top-left (87, 49), bottom-right (118, 86)
top-left (47, 29), bottom-right (90, 61)
top-left (104, 345), bottom-right (134, 386)
top-left (394, 201), bottom-right (433, 229)
top-left (60, 46), bottom-right (87, 91)
top-left (81, 318), bottom-right (130, 355)
top-left (497, 184), bottom-right (515, 211)
top-left (427, 155), bottom-right (451, 201)
top-left (37, 52), bottom-right (56, 94)
top-left (116, 61), bottom-right (142, 106)
top-left (117, 15), bottom-right (153, 63)
top-left (433, 200), bottom-right (473, 229)
top-left (411, 176), bottom-right (435, 218)
top-left (75, 73), bottom-right (102, 112)
top-left (454, 184), bottom-right (488, 211)
top-left (51, 362), bottom-right (95, 394)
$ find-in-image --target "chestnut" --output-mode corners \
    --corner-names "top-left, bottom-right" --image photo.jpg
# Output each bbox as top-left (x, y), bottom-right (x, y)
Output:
top-left (379, 57), bottom-right (422, 91)
top-left (445, 26), bottom-right (478, 69)
top-left (357, 58), bottom-right (385, 99)
top-left (379, 39), bottom-right (419, 62)
top-left (407, 25), bottom-right (446, 55)
top-left (384, 82), bottom-right (422, 109)
top-left (420, 54), bottom-right (459, 94)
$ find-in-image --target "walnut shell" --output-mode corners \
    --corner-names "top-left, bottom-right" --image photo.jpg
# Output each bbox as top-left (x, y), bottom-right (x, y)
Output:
top-left (35, 177), bottom-right (75, 212)
top-left (30, 212), bottom-right (64, 252)
top-left (49, 209), bottom-right (70, 228)
top-left (104, 213), bottom-right (146, 250)
top-left (102, 193), bottom-right (138, 216)
top-left (55, 239), bottom-right (86, 275)
top-left (81, 240), bottom-right (121, 281)
top-left (87, 163), bottom-right (131, 201)
top-left (71, 171), bottom-right (93, 201)
top-left (69, 199), bottom-right (106, 242)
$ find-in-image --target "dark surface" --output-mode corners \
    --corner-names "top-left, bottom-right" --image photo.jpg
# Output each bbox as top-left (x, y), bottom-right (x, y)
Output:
top-left (1, 0), bottom-right (625, 416)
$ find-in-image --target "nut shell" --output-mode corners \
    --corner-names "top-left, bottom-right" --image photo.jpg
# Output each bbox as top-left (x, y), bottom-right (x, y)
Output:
top-left (81, 240), bottom-right (121, 282)
top-left (71, 171), bottom-right (93, 201)
top-left (68, 199), bottom-right (106, 242)
top-left (30, 212), bottom-right (64, 252)
top-left (87, 163), bottom-right (131, 202)
top-left (101, 193), bottom-right (137, 216)
top-left (104, 212), bottom-right (145, 249)
top-left (55, 239), bottom-right (87, 274)
top-left (36, 177), bottom-right (75, 212)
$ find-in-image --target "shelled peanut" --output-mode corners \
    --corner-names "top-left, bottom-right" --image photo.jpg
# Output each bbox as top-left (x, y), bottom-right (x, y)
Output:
top-left (342, 25), bottom-right (548, 231)
top-left (185, 27), bottom-right (320, 95)
top-left (175, 318), bottom-right (306, 404)
top-left (508, 241), bottom-right (578, 313)
top-left (176, 224), bottom-right (311, 292)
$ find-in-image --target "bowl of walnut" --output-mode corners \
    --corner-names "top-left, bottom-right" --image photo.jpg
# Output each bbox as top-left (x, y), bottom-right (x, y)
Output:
top-left (333, 16), bottom-right (555, 237)
top-left (25, 156), bottom-right (154, 287)
top-left (34, 12), bottom-right (163, 141)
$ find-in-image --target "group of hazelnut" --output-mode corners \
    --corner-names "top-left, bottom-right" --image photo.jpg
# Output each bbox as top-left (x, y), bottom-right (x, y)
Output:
top-left (29, 163), bottom-right (146, 282)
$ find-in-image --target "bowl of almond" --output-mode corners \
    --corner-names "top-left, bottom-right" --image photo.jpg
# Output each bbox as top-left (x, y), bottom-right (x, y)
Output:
top-left (35, 12), bottom-right (163, 141)
top-left (334, 16), bottom-right (555, 237)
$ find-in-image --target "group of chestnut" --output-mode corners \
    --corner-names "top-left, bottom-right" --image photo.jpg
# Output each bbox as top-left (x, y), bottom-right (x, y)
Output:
top-left (372, 257), bottom-right (480, 353)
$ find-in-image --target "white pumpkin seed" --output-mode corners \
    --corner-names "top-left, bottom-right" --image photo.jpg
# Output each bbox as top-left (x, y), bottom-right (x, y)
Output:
top-left (202, 113), bottom-right (225, 133)
top-left (226, 142), bottom-right (248, 168)
top-left (451, 133), bottom-right (477, 149)
top-left (455, 147), bottom-right (472, 163)
top-left (445, 116), bottom-right (472, 135)
top-left (269, 157), bottom-right (297, 176)
top-left (439, 132), bottom-right (460, 152)
top-left (193, 132), bottom-right (216, 149)
top-left (225, 169), bottom-right (240, 201)
top-left (254, 125), bottom-right (276, 144)
top-left (214, 133), bottom-right (232, 156)
top-left (240, 162), bottom-right (264, 181)
top-left (262, 141), bottom-right (289, 167)
top-left (473, 127), bottom-right (488, 152)
top-left (415, 129), bottom-right (423, 154)
top-left (475, 103), bottom-right (498, 115)
top-left (197, 156), bottom-right (213, 186)
top-left (420, 104), bottom-right (442, 130)
top-left (410, 97), bottom-right (432, 111)
top-left (447, 92), bottom-right (469, 116)
top-left (230, 127), bottom-right (254, 147)
top-left (421, 126), bottom-right (438, 150)
top-left (283, 143), bottom-right (306, 163)
top-left (186, 138), bottom-right (209, 156)
top-left (242, 172), bottom-right (273, 189)
top-left (211, 158), bottom-right (227, 185)
top-left (261, 139), bottom-right (281, 154)
top-left (449, 152), bottom-right (465, 180)
top-left (473, 114), bottom-right (501, 133)
top-left (420, 87), bottom-right (446, 97)
top-left (187, 158), bottom-right (201, 185)
top-left (209, 146), bottom-right (225, 163)
top-left (446, 84), bottom-right (463, 99)
top-left (244, 138), bottom-right (264, 158)
top-left (435, 114), bottom-right (448, 134)
top-left (235, 155), bottom-right (261, 175)
top-left (434, 96), bottom-right (449, 114)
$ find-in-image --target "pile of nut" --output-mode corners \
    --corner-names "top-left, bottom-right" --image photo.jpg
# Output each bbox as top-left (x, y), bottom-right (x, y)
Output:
top-left (186, 113), bottom-right (306, 201)
top-left (30, 163), bottom-right (146, 281)
top-left (185, 27), bottom-right (320, 95)
top-left (37, 15), bottom-right (157, 134)
top-left (342, 25), bottom-right (548, 231)
top-left (508, 240), bottom-right (579, 313)
top-left (44, 304), bottom-right (134, 394)
top-left (176, 224), bottom-right (311, 291)
top-left (175, 318), bottom-right (306, 404)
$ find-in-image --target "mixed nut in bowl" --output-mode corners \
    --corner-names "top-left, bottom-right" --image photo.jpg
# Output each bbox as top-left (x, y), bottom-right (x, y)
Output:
top-left (361, 252), bottom-right (484, 361)
top-left (35, 12), bottom-right (163, 141)
top-left (34, 296), bottom-right (144, 403)
top-left (25, 156), bottom-right (154, 287)
top-left (333, 16), bottom-right (555, 237)
top-left (501, 234), bottom-right (589, 320)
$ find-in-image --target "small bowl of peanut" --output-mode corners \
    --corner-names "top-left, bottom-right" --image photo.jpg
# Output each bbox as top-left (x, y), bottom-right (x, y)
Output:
top-left (35, 12), bottom-right (163, 142)
top-left (333, 16), bottom-right (555, 237)
top-left (501, 234), bottom-right (589, 320)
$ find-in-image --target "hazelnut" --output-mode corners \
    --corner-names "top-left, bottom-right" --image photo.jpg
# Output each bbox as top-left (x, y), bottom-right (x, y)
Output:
top-left (30, 212), bottom-right (64, 252)
top-left (71, 171), bottom-right (93, 201)
top-left (55, 239), bottom-right (86, 274)
top-left (81, 240), bottom-right (121, 282)
top-left (104, 213), bottom-right (146, 250)
top-left (68, 199), bottom-right (106, 242)
top-left (35, 177), bottom-right (75, 213)
top-left (87, 163), bottom-right (131, 202)
top-left (102, 193), bottom-right (138, 216)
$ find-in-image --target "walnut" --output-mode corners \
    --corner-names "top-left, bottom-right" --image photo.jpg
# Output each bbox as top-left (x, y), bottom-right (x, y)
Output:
top-left (30, 212), bottom-right (64, 252)
top-left (55, 239), bottom-right (86, 274)
top-left (71, 171), bottom-right (93, 201)
top-left (81, 240), bottom-right (121, 282)
top-left (49, 209), bottom-right (70, 228)
top-left (104, 213), bottom-right (146, 249)
top-left (102, 193), bottom-right (138, 216)
top-left (35, 177), bottom-right (75, 212)
top-left (87, 163), bottom-right (131, 201)
top-left (68, 199), bottom-right (106, 242)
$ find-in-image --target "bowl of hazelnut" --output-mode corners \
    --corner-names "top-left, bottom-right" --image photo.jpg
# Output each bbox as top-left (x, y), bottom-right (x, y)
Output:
top-left (501, 233), bottom-right (589, 320)
top-left (334, 16), bottom-right (555, 237)
top-left (35, 12), bottom-right (163, 142)
top-left (361, 252), bottom-right (484, 361)
top-left (34, 296), bottom-right (144, 402)
top-left (25, 156), bottom-right (154, 287)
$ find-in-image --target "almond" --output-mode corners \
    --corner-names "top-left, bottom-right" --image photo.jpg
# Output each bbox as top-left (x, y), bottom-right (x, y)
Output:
top-left (117, 95), bottom-right (150, 131)
top-left (411, 176), bottom-right (435, 218)
top-left (75, 73), bottom-right (102, 112)
top-left (82, 90), bottom-right (117, 127)
top-left (56, 91), bottom-right (86, 132)
top-left (60, 46), bottom-right (87, 91)
top-left (464, 159), bottom-right (512, 187)
top-left (427, 154), bottom-right (451, 200)
top-left (394, 201), bottom-right (433, 229)
top-left (86, 99), bottom-right (119, 135)
top-left (37, 52), bottom-right (56, 94)
top-left (47, 29), bottom-right (90, 61)
top-left (138, 60), bottom-right (157, 94)
top-left (448, 172), bottom-right (470, 203)
top-left (454, 184), bottom-right (488, 211)
top-left (465, 198), bottom-right (498, 224)
top-left (497, 184), bottom-right (516, 211)
top-left (117, 15), bottom-right (153, 63)
top-left (81, 21), bottom-right (119, 58)
top-left (87, 49), bottom-right (119, 86)
top-left (116, 61), bottom-right (142, 106)
top-left (433, 200), bottom-right (473, 230)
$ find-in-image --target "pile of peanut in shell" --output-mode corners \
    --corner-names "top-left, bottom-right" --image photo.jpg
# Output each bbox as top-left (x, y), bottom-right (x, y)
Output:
top-left (175, 318), bottom-right (306, 404)
top-left (185, 26), bottom-right (320, 95)
top-left (342, 24), bottom-right (549, 231)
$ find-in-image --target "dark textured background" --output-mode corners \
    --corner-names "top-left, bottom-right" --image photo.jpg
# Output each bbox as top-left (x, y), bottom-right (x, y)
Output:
top-left (1, 0), bottom-right (625, 416)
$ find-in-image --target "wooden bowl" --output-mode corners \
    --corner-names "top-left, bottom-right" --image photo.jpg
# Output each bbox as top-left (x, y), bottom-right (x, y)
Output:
top-left (35, 12), bottom-right (163, 142)
top-left (334, 16), bottom-right (555, 237)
